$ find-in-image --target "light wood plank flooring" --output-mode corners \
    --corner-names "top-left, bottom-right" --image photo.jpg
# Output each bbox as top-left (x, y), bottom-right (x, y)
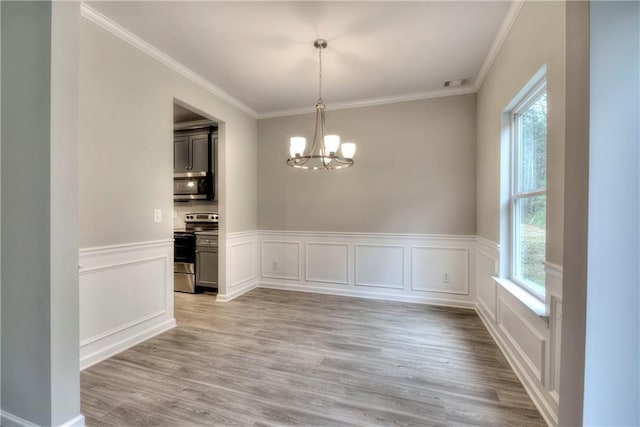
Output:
top-left (81, 288), bottom-right (545, 426)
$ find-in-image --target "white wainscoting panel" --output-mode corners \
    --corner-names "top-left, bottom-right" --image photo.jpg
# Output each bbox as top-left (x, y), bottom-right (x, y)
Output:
top-left (230, 242), bottom-right (255, 288)
top-left (411, 247), bottom-right (469, 294)
top-left (305, 242), bottom-right (349, 285)
top-left (497, 296), bottom-right (546, 383)
top-left (261, 240), bottom-right (301, 281)
top-left (79, 239), bottom-right (175, 370)
top-left (355, 244), bottom-right (404, 289)
top-left (475, 239), bottom-right (499, 322)
top-left (474, 236), bottom-right (562, 426)
top-left (258, 231), bottom-right (476, 307)
top-left (219, 231), bottom-right (258, 302)
top-left (549, 296), bottom-right (562, 405)
top-left (81, 257), bottom-right (165, 339)
top-left (544, 262), bottom-right (563, 406)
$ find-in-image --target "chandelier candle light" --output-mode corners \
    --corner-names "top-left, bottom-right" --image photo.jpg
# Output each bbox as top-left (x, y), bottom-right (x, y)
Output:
top-left (286, 39), bottom-right (356, 170)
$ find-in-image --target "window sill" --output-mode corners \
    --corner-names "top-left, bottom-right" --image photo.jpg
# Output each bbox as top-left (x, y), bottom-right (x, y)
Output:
top-left (492, 276), bottom-right (549, 323)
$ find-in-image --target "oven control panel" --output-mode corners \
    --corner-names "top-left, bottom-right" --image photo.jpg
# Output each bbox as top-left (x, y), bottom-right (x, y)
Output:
top-left (185, 213), bottom-right (219, 223)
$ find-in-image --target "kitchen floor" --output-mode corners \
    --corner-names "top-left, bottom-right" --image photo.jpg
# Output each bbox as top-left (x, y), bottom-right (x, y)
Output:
top-left (81, 289), bottom-right (545, 426)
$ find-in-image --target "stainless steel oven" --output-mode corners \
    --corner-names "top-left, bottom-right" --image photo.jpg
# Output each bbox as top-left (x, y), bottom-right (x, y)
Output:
top-left (174, 231), bottom-right (196, 292)
top-left (174, 213), bottom-right (218, 293)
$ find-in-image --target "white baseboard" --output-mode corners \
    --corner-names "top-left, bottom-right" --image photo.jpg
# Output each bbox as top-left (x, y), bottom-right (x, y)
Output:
top-left (259, 281), bottom-right (476, 309)
top-left (80, 318), bottom-right (176, 370)
top-left (476, 304), bottom-right (557, 426)
top-left (1, 411), bottom-right (39, 427)
top-left (1, 412), bottom-right (85, 427)
top-left (217, 279), bottom-right (257, 302)
top-left (59, 414), bottom-right (86, 427)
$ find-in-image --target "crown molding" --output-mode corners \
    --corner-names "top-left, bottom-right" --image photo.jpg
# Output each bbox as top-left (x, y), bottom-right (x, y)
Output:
top-left (472, 0), bottom-right (526, 92)
top-left (80, 3), bottom-right (259, 119)
top-left (259, 0), bottom-right (525, 119)
top-left (80, 0), bottom-right (524, 121)
top-left (257, 86), bottom-right (477, 119)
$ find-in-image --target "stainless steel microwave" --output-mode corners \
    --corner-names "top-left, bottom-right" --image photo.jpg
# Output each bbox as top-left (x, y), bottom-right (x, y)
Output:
top-left (174, 172), bottom-right (214, 201)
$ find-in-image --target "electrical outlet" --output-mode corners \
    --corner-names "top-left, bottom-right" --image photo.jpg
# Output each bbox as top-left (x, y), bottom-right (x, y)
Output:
top-left (153, 209), bottom-right (162, 224)
top-left (442, 272), bottom-right (450, 283)
top-left (173, 210), bottom-right (178, 219)
top-left (272, 261), bottom-right (279, 270)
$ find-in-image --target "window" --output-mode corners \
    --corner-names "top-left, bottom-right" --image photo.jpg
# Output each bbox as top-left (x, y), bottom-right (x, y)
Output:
top-left (510, 81), bottom-right (547, 298)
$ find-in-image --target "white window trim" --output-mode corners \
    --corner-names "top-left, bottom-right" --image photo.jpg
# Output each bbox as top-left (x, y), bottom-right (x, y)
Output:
top-left (509, 79), bottom-right (547, 301)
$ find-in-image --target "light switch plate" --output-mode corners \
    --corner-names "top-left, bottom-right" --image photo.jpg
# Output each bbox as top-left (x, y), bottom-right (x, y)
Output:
top-left (153, 209), bottom-right (162, 223)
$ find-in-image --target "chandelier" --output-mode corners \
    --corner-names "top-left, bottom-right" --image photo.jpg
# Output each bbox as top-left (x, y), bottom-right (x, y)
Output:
top-left (286, 39), bottom-right (356, 170)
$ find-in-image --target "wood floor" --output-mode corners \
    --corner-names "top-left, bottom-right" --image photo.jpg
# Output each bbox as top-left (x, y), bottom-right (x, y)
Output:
top-left (81, 288), bottom-right (545, 426)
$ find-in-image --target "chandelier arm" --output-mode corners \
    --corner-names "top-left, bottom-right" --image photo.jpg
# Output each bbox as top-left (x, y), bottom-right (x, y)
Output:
top-left (320, 107), bottom-right (329, 169)
top-left (286, 154), bottom-right (353, 170)
top-left (310, 104), bottom-right (322, 157)
top-left (297, 155), bottom-right (311, 166)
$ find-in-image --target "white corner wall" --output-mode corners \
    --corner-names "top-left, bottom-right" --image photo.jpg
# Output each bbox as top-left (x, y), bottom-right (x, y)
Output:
top-left (558, 1), bottom-right (590, 424)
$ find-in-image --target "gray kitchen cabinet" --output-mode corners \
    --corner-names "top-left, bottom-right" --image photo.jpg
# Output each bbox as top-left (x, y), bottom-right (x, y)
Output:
top-left (196, 247), bottom-right (218, 288)
top-left (173, 136), bottom-right (190, 173)
top-left (173, 132), bottom-right (210, 173)
top-left (190, 134), bottom-right (209, 172)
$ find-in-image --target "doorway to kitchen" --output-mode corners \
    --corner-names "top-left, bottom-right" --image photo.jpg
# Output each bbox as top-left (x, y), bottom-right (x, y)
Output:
top-left (172, 99), bottom-right (225, 304)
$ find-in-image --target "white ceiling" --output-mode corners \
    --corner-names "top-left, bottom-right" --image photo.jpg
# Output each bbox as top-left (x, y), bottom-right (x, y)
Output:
top-left (86, 1), bottom-right (513, 118)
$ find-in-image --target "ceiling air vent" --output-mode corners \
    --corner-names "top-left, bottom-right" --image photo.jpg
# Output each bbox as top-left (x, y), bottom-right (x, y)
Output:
top-left (443, 78), bottom-right (470, 88)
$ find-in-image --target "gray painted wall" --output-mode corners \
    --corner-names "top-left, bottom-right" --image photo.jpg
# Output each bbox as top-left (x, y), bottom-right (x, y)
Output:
top-left (0, 0), bottom-right (3, 413)
top-left (1, 2), bottom-right (53, 423)
top-left (583, 2), bottom-right (639, 424)
top-left (79, 18), bottom-right (258, 249)
top-left (258, 95), bottom-right (477, 235)
top-left (1, 2), bottom-right (81, 424)
top-left (476, 0), bottom-right (565, 265)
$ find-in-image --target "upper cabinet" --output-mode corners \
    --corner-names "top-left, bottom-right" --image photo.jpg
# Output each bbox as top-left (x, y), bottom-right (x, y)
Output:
top-left (173, 127), bottom-right (216, 174)
top-left (173, 135), bottom-right (191, 172)
top-left (190, 133), bottom-right (209, 172)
